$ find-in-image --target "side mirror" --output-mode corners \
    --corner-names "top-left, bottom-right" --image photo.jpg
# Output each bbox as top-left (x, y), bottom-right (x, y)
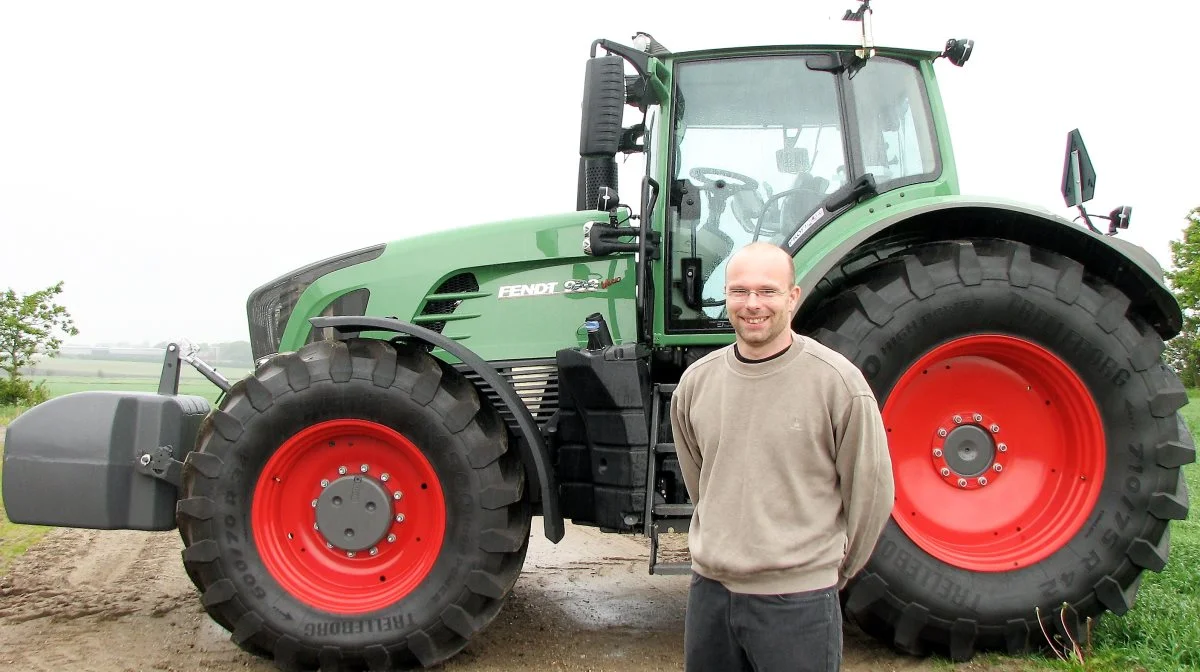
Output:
top-left (1061, 129), bottom-right (1096, 208)
top-left (1108, 205), bottom-right (1132, 235)
top-left (942, 39), bottom-right (974, 67)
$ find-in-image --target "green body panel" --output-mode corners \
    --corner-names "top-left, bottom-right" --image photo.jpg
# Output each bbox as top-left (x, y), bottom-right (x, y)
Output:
top-left (278, 211), bottom-right (638, 363)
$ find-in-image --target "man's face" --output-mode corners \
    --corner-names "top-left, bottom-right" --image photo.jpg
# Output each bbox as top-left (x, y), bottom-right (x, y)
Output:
top-left (725, 250), bottom-right (801, 352)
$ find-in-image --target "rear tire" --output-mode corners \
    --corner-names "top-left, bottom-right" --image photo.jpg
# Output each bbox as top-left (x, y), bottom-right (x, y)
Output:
top-left (178, 339), bottom-right (531, 670)
top-left (806, 239), bottom-right (1194, 660)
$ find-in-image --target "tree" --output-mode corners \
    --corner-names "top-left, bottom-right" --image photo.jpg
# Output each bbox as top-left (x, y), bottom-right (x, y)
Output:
top-left (0, 281), bottom-right (79, 381)
top-left (1165, 206), bottom-right (1200, 387)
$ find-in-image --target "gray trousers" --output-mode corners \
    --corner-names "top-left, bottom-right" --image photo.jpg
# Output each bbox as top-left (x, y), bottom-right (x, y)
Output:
top-left (684, 573), bottom-right (842, 672)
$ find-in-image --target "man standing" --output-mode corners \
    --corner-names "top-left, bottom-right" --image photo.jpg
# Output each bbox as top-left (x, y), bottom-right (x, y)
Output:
top-left (670, 242), bottom-right (895, 672)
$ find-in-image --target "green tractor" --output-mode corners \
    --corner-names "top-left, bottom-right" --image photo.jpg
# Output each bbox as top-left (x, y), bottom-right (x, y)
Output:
top-left (4, 10), bottom-right (1193, 670)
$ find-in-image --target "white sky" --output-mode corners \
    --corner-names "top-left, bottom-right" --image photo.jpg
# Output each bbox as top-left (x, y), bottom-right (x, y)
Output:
top-left (2, 1), bottom-right (1197, 345)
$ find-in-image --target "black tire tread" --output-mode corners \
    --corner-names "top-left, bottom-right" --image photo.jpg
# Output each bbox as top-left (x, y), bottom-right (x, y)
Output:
top-left (813, 238), bottom-right (1194, 660)
top-left (178, 338), bottom-right (532, 670)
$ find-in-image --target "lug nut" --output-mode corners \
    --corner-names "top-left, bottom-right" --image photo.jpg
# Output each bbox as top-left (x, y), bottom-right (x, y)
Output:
top-left (320, 479), bottom-right (329, 488)
top-left (937, 428), bottom-right (948, 438)
top-left (338, 466), bottom-right (348, 475)
top-left (990, 424), bottom-right (1000, 433)
top-left (311, 499), bottom-right (318, 508)
top-left (381, 473), bottom-right (390, 482)
top-left (360, 464), bottom-right (369, 473)
top-left (313, 522), bottom-right (320, 530)
top-left (953, 415), bottom-right (962, 424)
top-left (940, 468), bottom-right (952, 477)
top-left (994, 464), bottom-right (1003, 472)
top-left (957, 478), bottom-right (968, 488)
top-left (347, 551), bottom-right (356, 558)
top-left (998, 443), bottom-right (1008, 452)
top-left (325, 542), bottom-right (333, 549)
top-left (393, 490), bottom-right (403, 500)
top-left (387, 533), bottom-right (396, 543)
top-left (395, 513), bottom-right (406, 523)
top-left (369, 547), bottom-right (378, 556)
top-left (933, 448), bottom-right (944, 458)
top-left (973, 413), bottom-right (983, 422)
top-left (977, 476), bottom-right (988, 486)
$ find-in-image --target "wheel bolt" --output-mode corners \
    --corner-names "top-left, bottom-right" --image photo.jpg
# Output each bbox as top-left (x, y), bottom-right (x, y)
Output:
top-left (994, 464), bottom-right (1003, 472)
top-left (313, 522), bottom-right (320, 530)
top-left (338, 466), bottom-right (348, 475)
top-left (957, 478), bottom-right (967, 488)
top-left (311, 499), bottom-right (318, 508)
top-left (387, 533), bottom-right (396, 543)
top-left (940, 468), bottom-right (951, 477)
top-left (977, 476), bottom-right (988, 486)
top-left (393, 490), bottom-right (403, 501)
top-left (973, 413), bottom-right (983, 423)
top-left (937, 428), bottom-right (948, 438)
top-left (381, 473), bottom-right (390, 482)
top-left (953, 415), bottom-right (962, 424)
top-left (369, 547), bottom-right (378, 556)
top-left (933, 448), bottom-right (943, 458)
top-left (360, 464), bottom-right (369, 473)
top-left (320, 479), bottom-right (330, 488)
top-left (347, 551), bottom-right (356, 558)
top-left (990, 424), bottom-right (1000, 433)
top-left (998, 443), bottom-right (1008, 452)
top-left (325, 542), bottom-right (333, 549)
top-left (396, 513), bottom-right (406, 523)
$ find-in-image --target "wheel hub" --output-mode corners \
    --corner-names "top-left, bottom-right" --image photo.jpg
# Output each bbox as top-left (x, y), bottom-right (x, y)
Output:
top-left (931, 411), bottom-right (1006, 489)
top-left (315, 475), bottom-right (392, 552)
top-left (943, 424), bottom-right (993, 477)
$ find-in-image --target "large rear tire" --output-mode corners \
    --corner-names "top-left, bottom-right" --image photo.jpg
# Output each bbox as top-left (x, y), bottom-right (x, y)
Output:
top-left (178, 339), bottom-right (531, 670)
top-left (806, 239), bottom-right (1194, 660)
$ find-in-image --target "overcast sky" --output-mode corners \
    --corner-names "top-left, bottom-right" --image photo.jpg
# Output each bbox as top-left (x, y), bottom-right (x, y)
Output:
top-left (2, 1), bottom-right (1197, 345)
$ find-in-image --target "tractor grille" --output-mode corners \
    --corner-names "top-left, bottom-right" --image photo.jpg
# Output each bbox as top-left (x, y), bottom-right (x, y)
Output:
top-left (419, 273), bottom-right (478, 334)
top-left (459, 359), bottom-right (559, 432)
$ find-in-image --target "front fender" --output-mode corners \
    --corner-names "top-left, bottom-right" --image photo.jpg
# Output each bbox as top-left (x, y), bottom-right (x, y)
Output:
top-left (796, 197), bottom-right (1181, 339)
top-left (309, 315), bottom-right (564, 543)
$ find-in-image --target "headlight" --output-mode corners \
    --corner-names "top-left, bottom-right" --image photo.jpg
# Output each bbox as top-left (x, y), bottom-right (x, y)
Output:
top-left (246, 245), bottom-right (384, 360)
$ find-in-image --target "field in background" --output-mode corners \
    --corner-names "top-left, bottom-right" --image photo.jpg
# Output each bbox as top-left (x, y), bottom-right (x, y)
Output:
top-left (22, 356), bottom-right (247, 404)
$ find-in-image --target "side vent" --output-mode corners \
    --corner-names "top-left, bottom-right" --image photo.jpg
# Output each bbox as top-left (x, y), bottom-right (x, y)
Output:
top-left (419, 273), bottom-right (480, 334)
top-left (458, 359), bottom-right (559, 432)
top-left (307, 288), bottom-right (370, 344)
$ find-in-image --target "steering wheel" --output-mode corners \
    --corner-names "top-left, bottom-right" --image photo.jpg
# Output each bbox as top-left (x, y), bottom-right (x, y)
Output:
top-left (689, 167), bottom-right (759, 193)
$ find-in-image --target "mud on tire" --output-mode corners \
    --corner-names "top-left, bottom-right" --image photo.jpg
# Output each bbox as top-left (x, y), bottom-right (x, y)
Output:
top-left (806, 238), bottom-right (1194, 661)
top-left (177, 339), bottom-right (531, 670)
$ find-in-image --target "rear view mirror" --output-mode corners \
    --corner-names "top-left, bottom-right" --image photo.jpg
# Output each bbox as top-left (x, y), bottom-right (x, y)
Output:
top-left (1061, 129), bottom-right (1096, 208)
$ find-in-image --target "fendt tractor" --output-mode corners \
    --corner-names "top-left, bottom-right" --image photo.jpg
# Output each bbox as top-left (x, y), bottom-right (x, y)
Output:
top-left (4, 6), bottom-right (1194, 670)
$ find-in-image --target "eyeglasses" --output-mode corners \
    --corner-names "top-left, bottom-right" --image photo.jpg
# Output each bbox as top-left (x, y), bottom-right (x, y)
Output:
top-left (725, 288), bottom-right (786, 302)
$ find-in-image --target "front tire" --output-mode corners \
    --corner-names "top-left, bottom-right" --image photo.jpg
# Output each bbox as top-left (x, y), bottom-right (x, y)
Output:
top-left (806, 239), bottom-right (1194, 660)
top-left (178, 339), bottom-right (531, 670)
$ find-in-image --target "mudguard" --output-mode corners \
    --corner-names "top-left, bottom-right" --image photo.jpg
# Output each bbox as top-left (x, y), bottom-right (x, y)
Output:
top-left (2, 391), bottom-right (211, 530)
top-left (797, 199), bottom-right (1182, 339)
top-left (308, 315), bottom-right (565, 543)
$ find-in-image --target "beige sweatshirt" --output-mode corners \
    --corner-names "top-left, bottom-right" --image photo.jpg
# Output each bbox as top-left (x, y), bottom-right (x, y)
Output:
top-left (670, 332), bottom-right (894, 594)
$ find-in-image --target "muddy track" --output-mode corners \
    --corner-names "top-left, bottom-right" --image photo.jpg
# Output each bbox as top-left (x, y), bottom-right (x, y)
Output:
top-left (0, 520), bottom-right (953, 671)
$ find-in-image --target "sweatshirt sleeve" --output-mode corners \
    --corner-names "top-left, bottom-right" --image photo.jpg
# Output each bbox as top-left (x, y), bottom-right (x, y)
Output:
top-left (670, 382), bottom-right (702, 503)
top-left (835, 393), bottom-right (895, 588)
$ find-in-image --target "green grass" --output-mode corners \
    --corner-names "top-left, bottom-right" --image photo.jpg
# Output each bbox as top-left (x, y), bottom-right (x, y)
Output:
top-left (16, 356), bottom-right (244, 405)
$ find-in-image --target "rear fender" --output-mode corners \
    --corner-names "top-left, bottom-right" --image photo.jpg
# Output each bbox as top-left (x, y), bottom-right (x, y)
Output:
top-left (308, 315), bottom-right (565, 543)
top-left (2, 391), bottom-right (210, 530)
top-left (795, 200), bottom-right (1182, 339)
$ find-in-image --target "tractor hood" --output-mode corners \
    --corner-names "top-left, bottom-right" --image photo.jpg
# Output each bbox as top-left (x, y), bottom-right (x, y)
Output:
top-left (248, 209), bottom-right (639, 363)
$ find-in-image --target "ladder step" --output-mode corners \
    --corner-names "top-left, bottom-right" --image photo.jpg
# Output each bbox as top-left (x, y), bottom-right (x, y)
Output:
top-left (650, 561), bottom-right (692, 575)
top-left (653, 517), bottom-right (690, 533)
top-left (653, 503), bottom-right (693, 518)
top-left (656, 441), bottom-right (677, 454)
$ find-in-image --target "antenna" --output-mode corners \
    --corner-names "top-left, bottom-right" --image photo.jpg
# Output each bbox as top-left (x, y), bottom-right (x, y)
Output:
top-left (843, 0), bottom-right (875, 59)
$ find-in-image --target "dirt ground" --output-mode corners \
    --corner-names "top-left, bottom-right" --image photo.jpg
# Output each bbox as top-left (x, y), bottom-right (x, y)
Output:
top-left (0, 517), bottom-right (973, 672)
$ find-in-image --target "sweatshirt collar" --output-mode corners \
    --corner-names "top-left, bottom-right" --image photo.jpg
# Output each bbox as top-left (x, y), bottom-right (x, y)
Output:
top-left (725, 332), bottom-right (805, 377)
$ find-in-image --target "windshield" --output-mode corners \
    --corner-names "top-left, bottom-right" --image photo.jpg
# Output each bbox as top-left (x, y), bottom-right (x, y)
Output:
top-left (665, 53), bottom-right (937, 329)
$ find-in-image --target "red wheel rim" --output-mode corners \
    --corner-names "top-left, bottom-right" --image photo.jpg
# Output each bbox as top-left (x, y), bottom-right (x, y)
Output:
top-left (251, 419), bottom-right (446, 614)
top-left (883, 335), bottom-right (1105, 572)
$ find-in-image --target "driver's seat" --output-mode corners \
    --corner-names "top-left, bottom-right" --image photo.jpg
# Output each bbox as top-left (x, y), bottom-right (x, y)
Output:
top-left (781, 172), bottom-right (829, 226)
